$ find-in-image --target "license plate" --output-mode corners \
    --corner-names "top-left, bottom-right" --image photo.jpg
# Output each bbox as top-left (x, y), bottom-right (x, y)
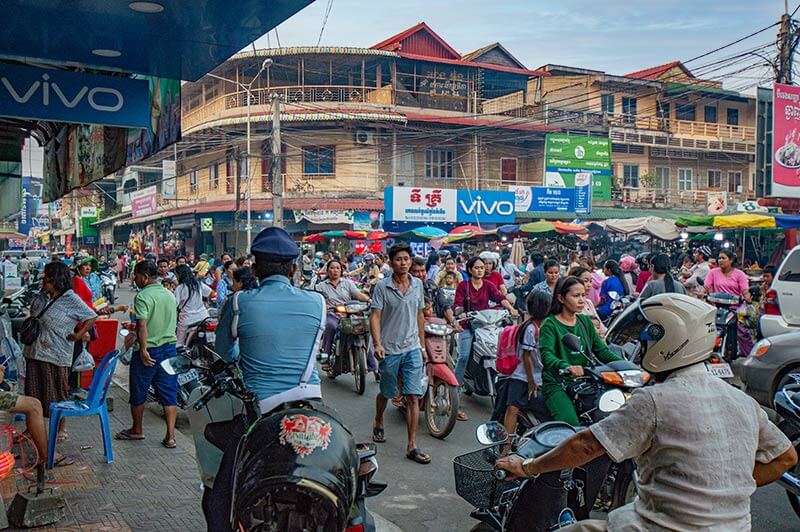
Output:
top-left (483, 358), bottom-right (495, 368)
top-left (705, 362), bottom-right (734, 378)
top-left (177, 368), bottom-right (199, 386)
top-left (205, 332), bottom-right (215, 343)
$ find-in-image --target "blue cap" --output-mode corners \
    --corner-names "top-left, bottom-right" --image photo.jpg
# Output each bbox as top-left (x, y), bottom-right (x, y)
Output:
top-left (250, 227), bottom-right (299, 260)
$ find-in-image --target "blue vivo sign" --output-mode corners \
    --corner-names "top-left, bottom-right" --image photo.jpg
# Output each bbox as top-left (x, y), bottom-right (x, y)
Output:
top-left (0, 63), bottom-right (150, 128)
top-left (385, 186), bottom-right (515, 223)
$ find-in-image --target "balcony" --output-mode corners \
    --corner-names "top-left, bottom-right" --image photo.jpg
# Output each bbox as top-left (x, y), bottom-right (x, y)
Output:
top-left (615, 187), bottom-right (751, 209)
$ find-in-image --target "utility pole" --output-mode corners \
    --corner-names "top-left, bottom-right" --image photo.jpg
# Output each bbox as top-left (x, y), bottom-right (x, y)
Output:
top-left (271, 93), bottom-right (284, 228)
top-left (235, 147), bottom-right (242, 254)
top-left (776, 2), bottom-right (797, 84)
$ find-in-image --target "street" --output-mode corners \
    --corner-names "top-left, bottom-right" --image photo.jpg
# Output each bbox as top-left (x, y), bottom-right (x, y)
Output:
top-left (108, 286), bottom-right (798, 532)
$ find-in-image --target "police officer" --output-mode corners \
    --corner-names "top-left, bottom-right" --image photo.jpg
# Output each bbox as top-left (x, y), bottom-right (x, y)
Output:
top-left (205, 227), bottom-right (325, 531)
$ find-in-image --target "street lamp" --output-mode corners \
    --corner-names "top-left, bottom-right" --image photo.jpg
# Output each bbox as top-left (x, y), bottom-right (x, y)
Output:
top-left (207, 57), bottom-right (272, 251)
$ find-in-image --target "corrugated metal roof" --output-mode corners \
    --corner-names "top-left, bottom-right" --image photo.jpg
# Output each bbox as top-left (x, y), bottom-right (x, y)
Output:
top-left (371, 22), bottom-right (461, 60)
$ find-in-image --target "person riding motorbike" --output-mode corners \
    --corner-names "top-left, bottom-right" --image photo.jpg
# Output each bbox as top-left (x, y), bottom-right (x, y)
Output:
top-left (682, 245), bottom-right (712, 297)
top-left (208, 227), bottom-right (326, 531)
top-left (496, 292), bottom-right (798, 531)
top-left (411, 257), bottom-right (461, 332)
top-left (538, 276), bottom-right (621, 426)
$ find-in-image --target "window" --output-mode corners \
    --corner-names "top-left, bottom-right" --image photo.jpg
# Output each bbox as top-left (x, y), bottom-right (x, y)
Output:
top-left (728, 171), bottom-right (743, 193)
top-left (678, 168), bottom-right (693, 191)
top-left (209, 162), bottom-right (218, 190)
top-left (623, 164), bottom-right (639, 188)
top-left (707, 169), bottom-right (721, 189)
top-left (189, 170), bottom-right (197, 194)
top-left (654, 166), bottom-right (670, 189)
top-left (622, 97), bottom-right (637, 125)
top-left (727, 108), bottom-right (739, 126)
top-left (425, 148), bottom-right (455, 179)
top-left (704, 106), bottom-right (717, 123)
top-left (601, 94), bottom-right (615, 114)
top-left (303, 145), bottom-right (335, 176)
top-left (501, 158), bottom-right (517, 185)
top-left (676, 103), bottom-right (696, 121)
top-left (225, 153), bottom-right (234, 194)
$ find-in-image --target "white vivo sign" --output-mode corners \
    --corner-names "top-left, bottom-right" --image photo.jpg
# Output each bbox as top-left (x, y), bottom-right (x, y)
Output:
top-left (459, 195), bottom-right (514, 217)
top-left (385, 186), bottom-right (516, 224)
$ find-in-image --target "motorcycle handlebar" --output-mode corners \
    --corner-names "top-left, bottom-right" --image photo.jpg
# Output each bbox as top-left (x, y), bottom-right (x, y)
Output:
top-left (494, 469), bottom-right (507, 481)
top-left (558, 368), bottom-right (572, 376)
top-left (193, 380), bottom-right (221, 411)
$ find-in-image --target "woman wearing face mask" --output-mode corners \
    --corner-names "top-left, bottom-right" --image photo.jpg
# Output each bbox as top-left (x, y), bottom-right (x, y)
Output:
top-left (538, 276), bottom-right (621, 425)
top-left (532, 259), bottom-right (561, 297)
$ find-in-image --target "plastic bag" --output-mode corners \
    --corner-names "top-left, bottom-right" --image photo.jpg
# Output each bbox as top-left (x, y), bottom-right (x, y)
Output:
top-left (120, 348), bottom-right (133, 366)
top-left (71, 349), bottom-right (95, 372)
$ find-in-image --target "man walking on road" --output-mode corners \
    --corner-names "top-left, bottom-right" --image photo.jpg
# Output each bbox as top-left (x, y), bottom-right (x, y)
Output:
top-left (369, 243), bottom-right (430, 464)
top-left (116, 260), bottom-right (179, 449)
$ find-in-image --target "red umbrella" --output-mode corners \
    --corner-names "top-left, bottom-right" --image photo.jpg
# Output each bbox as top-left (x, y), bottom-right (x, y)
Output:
top-left (450, 224), bottom-right (481, 235)
top-left (344, 230), bottom-right (368, 240)
top-left (554, 222), bottom-right (588, 235)
top-left (302, 233), bottom-right (325, 243)
top-left (366, 231), bottom-right (389, 241)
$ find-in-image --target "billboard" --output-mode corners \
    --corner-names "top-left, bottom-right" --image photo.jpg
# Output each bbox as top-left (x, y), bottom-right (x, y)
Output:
top-left (772, 83), bottom-right (800, 198)
top-left (384, 186), bottom-right (515, 224)
top-left (130, 185), bottom-right (158, 218)
top-left (543, 133), bottom-right (612, 203)
top-left (510, 183), bottom-right (591, 215)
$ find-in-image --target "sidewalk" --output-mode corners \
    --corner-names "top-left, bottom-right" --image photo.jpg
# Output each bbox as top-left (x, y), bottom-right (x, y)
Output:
top-left (0, 383), bottom-right (204, 531)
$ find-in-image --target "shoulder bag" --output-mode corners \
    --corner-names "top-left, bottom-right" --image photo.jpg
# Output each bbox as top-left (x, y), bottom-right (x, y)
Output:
top-left (20, 294), bottom-right (61, 346)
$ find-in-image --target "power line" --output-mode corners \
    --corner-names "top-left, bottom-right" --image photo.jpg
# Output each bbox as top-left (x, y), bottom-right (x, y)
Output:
top-left (316, 0), bottom-right (334, 47)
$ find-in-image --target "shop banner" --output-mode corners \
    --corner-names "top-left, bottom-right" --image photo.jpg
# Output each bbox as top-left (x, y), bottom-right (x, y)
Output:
top-left (385, 186), bottom-right (515, 224)
top-left (162, 160), bottom-right (177, 200)
top-left (352, 211), bottom-right (384, 230)
top-left (544, 133), bottom-right (611, 204)
top-left (293, 209), bottom-right (354, 225)
top-left (130, 185), bottom-right (158, 218)
top-left (736, 200), bottom-right (769, 213)
top-left (0, 63), bottom-right (150, 128)
top-left (772, 83), bottom-right (800, 198)
top-left (510, 181), bottom-right (591, 215)
top-left (707, 192), bottom-right (728, 215)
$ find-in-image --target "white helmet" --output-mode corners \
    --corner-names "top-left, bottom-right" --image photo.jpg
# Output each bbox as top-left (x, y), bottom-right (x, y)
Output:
top-left (479, 251), bottom-right (498, 266)
top-left (605, 293), bottom-right (716, 374)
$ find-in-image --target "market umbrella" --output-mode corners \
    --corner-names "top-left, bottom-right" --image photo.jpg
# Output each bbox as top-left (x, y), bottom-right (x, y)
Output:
top-left (497, 224), bottom-right (522, 237)
top-left (366, 231), bottom-right (388, 241)
top-left (302, 233), bottom-right (325, 243)
top-left (554, 222), bottom-right (588, 235)
top-left (343, 230), bottom-right (368, 240)
top-left (394, 226), bottom-right (448, 242)
top-left (519, 221), bottom-right (555, 234)
top-left (774, 214), bottom-right (800, 229)
top-left (712, 213), bottom-right (776, 229)
top-left (675, 214), bottom-right (715, 227)
top-left (450, 225), bottom-right (482, 235)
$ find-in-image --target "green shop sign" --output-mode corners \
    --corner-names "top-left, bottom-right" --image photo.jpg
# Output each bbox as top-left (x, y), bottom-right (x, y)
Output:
top-left (544, 133), bottom-right (612, 202)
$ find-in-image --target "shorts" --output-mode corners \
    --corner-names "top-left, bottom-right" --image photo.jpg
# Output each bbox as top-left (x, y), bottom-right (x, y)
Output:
top-left (0, 391), bottom-right (18, 411)
top-left (378, 349), bottom-right (424, 398)
top-left (129, 343), bottom-right (178, 407)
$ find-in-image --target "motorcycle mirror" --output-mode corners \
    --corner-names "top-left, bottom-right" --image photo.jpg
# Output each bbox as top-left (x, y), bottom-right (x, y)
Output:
top-left (598, 389), bottom-right (626, 413)
top-left (160, 356), bottom-right (192, 376)
top-left (476, 421), bottom-right (508, 445)
top-left (562, 333), bottom-right (582, 353)
top-left (608, 291), bottom-right (620, 300)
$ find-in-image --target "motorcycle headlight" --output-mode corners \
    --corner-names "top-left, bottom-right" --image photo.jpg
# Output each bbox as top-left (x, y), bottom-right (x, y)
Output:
top-left (345, 302), bottom-right (369, 313)
top-left (424, 323), bottom-right (450, 336)
top-left (601, 370), bottom-right (648, 388)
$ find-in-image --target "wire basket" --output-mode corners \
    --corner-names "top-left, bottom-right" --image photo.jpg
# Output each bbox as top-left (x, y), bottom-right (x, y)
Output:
top-left (453, 446), bottom-right (518, 509)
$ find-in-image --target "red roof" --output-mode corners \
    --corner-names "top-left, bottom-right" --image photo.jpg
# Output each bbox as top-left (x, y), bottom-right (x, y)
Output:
top-left (371, 22), bottom-right (461, 60)
top-left (398, 52), bottom-right (548, 78)
top-left (625, 61), bottom-right (694, 80)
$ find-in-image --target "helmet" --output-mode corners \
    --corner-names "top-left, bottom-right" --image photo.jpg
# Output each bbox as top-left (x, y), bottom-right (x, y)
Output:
top-left (315, 251), bottom-right (324, 258)
top-left (364, 253), bottom-right (375, 261)
top-left (605, 293), bottom-right (716, 374)
top-left (696, 246), bottom-right (712, 260)
top-left (620, 255), bottom-right (636, 273)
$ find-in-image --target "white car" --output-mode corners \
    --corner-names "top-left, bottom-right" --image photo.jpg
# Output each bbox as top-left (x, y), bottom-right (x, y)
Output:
top-left (761, 244), bottom-right (800, 338)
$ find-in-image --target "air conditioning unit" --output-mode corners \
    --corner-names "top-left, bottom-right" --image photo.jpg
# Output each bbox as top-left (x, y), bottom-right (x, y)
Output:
top-left (355, 129), bottom-right (375, 145)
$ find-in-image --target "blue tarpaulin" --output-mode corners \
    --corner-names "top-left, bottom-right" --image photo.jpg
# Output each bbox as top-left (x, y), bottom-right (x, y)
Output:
top-left (774, 214), bottom-right (800, 229)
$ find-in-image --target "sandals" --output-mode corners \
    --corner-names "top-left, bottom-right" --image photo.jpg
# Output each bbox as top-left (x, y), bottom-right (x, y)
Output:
top-left (56, 431), bottom-right (69, 443)
top-left (114, 429), bottom-right (145, 441)
top-left (372, 427), bottom-right (385, 443)
top-left (53, 455), bottom-right (74, 467)
top-left (161, 438), bottom-right (177, 449)
top-left (406, 448), bottom-right (431, 464)
top-left (457, 410), bottom-right (469, 421)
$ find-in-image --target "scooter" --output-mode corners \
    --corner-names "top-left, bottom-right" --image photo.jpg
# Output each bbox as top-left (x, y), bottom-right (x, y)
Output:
top-left (706, 292), bottom-right (740, 366)
top-left (99, 270), bottom-right (117, 305)
top-left (773, 375), bottom-right (800, 519)
top-left (458, 308), bottom-right (511, 406)
top-left (160, 350), bottom-right (386, 531)
top-left (321, 301), bottom-right (370, 395)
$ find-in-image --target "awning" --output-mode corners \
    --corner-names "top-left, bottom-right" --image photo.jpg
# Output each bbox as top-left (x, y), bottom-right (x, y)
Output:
top-left (713, 213), bottom-right (776, 229)
top-left (50, 228), bottom-right (76, 237)
top-left (774, 214), bottom-right (800, 229)
top-left (0, 232), bottom-right (26, 240)
top-left (600, 217), bottom-right (681, 241)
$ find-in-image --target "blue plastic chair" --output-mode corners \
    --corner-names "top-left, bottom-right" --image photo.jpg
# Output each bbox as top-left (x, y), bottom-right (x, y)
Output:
top-left (47, 350), bottom-right (120, 468)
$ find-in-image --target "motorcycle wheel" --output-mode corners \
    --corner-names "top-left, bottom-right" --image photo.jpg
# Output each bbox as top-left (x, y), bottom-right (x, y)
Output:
top-left (787, 443), bottom-right (800, 518)
top-left (352, 345), bottom-right (367, 395)
top-left (610, 461), bottom-right (637, 510)
top-left (425, 379), bottom-right (459, 439)
top-left (107, 288), bottom-right (115, 305)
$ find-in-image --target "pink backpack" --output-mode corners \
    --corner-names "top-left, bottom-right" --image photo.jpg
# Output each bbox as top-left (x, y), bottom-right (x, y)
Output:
top-left (496, 322), bottom-right (538, 375)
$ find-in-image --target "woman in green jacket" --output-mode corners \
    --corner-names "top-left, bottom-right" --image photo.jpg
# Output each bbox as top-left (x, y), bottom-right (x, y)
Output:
top-left (538, 276), bottom-right (621, 425)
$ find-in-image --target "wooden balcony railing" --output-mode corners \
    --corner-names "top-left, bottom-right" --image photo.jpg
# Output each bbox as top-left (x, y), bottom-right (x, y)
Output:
top-left (606, 113), bottom-right (755, 142)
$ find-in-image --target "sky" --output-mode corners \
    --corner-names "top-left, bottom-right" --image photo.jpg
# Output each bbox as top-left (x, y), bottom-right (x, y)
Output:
top-left (257, 0), bottom-right (790, 92)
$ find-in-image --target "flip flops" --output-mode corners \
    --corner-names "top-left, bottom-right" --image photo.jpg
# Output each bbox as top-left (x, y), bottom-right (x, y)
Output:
top-left (372, 427), bottom-right (385, 443)
top-left (406, 448), bottom-right (431, 464)
top-left (114, 429), bottom-right (144, 441)
top-left (161, 438), bottom-right (177, 449)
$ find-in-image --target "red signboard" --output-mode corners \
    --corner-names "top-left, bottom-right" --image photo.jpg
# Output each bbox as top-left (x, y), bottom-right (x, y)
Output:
top-left (772, 83), bottom-right (800, 198)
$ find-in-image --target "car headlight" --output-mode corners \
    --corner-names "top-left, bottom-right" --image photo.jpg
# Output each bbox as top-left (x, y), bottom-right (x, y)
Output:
top-left (751, 339), bottom-right (771, 358)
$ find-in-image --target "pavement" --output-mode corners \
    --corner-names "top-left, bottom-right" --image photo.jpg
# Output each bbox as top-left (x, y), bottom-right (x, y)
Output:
top-left (0, 285), bottom-right (792, 531)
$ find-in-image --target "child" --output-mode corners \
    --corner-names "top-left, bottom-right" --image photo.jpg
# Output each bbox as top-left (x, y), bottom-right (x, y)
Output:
top-left (737, 286), bottom-right (760, 358)
top-left (422, 297), bottom-right (434, 319)
top-left (439, 270), bottom-right (459, 289)
top-left (496, 290), bottom-right (551, 439)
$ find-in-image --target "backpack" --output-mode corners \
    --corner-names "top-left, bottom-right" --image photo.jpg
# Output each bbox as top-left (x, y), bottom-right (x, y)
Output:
top-left (496, 321), bottom-right (539, 376)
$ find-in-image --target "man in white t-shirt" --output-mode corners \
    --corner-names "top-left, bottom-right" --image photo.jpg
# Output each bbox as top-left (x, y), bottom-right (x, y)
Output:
top-left (496, 294), bottom-right (797, 531)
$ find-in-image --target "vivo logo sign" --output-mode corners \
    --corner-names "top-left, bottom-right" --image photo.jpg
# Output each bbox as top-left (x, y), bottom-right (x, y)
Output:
top-left (456, 190), bottom-right (516, 223)
top-left (459, 195), bottom-right (514, 216)
top-left (0, 63), bottom-right (150, 128)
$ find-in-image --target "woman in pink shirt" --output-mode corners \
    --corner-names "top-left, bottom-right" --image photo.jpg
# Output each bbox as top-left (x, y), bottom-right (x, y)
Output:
top-left (703, 250), bottom-right (749, 297)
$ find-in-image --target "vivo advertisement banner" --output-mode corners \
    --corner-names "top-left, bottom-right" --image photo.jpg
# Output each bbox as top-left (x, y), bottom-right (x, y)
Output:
top-left (385, 186), bottom-right (515, 224)
top-left (510, 180), bottom-right (592, 215)
top-left (772, 83), bottom-right (800, 198)
top-left (0, 63), bottom-right (150, 128)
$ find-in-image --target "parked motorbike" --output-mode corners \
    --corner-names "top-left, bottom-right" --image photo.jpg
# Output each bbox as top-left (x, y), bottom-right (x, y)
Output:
top-left (396, 317), bottom-right (460, 439)
top-left (321, 301), bottom-right (370, 395)
top-left (706, 292), bottom-right (740, 365)
top-left (160, 350), bottom-right (386, 531)
top-left (99, 270), bottom-right (117, 304)
top-left (773, 374), bottom-right (800, 519)
top-left (457, 308), bottom-right (511, 406)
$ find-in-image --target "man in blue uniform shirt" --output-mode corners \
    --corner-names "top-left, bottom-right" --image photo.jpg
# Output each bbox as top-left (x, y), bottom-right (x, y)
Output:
top-left (203, 227), bottom-right (325, 530)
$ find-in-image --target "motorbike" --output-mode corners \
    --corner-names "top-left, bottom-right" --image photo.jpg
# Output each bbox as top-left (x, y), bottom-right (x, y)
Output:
top-left (160, 349), bottom-right (386, 531)
top-left (396, 317), bottom-right (460, 439)
top-left (98, 269), bottom-right (117, 304)
top-left (458, 308), bottom-right (512, 406)
top-left (706, 292), bottom-right (740, 366)
top-left (773, 374), bottom-right (800, 519)
top-left (454, 410), bottom-right (625, 531)
top-left (321, 301), bottom-right (370, 395)
top-left (602, 291), bottom-right (633, 328)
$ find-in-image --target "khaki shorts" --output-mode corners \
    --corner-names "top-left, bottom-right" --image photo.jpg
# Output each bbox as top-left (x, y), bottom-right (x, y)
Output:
top-left (0, 391), bottom-right (18, 411)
